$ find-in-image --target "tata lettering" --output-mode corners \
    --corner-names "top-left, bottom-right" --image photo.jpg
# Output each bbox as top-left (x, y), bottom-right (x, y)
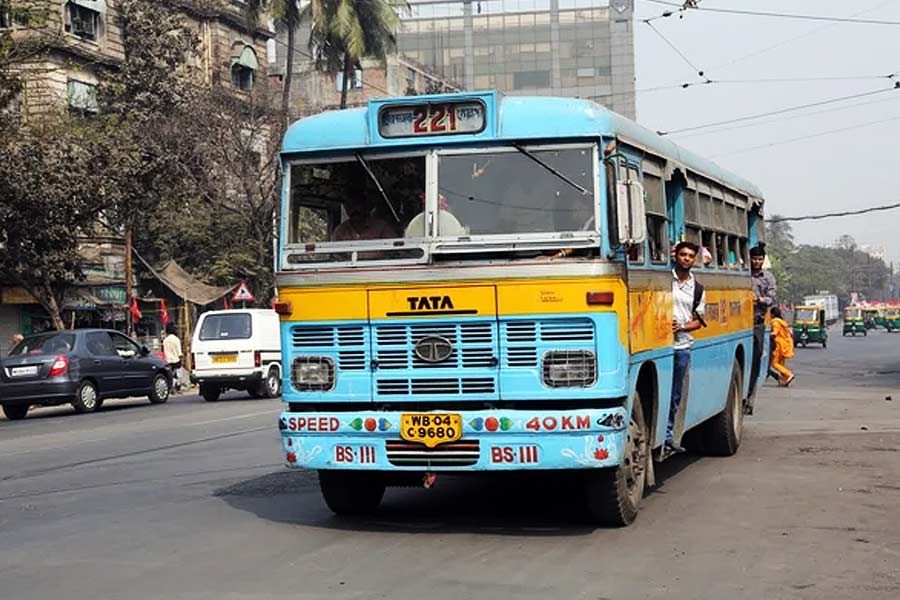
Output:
top-left (406, 296), bottom-right (454, 311)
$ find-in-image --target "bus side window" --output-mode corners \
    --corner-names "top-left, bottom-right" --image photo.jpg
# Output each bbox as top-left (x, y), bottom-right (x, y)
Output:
top-left (702, 230), bottom-right (715, 269)
top-left (643, 169), bottom-right (668, 264)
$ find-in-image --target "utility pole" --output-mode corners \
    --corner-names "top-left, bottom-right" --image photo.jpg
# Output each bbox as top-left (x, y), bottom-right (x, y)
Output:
top-left (125, 227), bottom-right (133, 335)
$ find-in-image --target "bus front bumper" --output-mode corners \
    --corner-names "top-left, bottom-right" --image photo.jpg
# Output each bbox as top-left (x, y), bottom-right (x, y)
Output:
top-left (278, 407), bottom-right (629, 471)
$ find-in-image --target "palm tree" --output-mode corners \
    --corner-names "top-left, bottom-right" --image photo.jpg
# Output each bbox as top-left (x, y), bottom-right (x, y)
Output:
top-left (245, 0), bottom-right (302, 122)
top-left (305, 0), bottom-right (408, 108)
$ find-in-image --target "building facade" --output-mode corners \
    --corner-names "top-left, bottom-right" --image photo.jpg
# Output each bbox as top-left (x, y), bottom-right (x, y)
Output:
top-left (2, 0), bottom-right (273, 118)
top-left (395, 0), bottom-right (635, 118)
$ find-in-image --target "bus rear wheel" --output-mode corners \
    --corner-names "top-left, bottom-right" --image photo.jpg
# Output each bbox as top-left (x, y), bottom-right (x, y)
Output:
top-left (318, 471), bottom-right (386, 516)
top-left (701, 360), bottom-right (743, 456)
top-left (583, 393), bottom-right (648, 526)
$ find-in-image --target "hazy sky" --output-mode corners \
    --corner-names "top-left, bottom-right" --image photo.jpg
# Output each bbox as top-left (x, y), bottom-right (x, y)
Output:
top-left (632, 0), bottom-right (900, 265)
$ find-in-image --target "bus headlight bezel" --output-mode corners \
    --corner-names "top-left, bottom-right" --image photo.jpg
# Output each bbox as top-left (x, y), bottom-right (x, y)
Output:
top-left (541, 350), bottom-right (597, 388)
top-left (291, 356), bottom-right (336, 391)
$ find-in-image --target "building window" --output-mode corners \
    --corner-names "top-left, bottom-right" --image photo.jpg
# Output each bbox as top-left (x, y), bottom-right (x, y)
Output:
top-left (0, 1), bottom-right (10, 29)
top-left (65, 2), bottom-right (100, 42)
top-left (513, 70), bottom-right (550, 89)
top-left (67, 78), bottom-right (99, 115)
top-left (230, 45), bottom-right (258, 91)
top-left (406, 67), bottom-right (417, 95)
top-left (335, 68), bottom-right (363, 92)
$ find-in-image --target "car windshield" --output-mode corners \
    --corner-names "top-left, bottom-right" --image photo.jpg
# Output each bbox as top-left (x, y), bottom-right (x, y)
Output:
top-left (199, 314), bottom-right (252, 340)
top-left (11, 333), bottom-right (76, 356)
top-left (795, 309), bottom-right (817, 322)
top-left (846, 309), bottom-right (861, 319)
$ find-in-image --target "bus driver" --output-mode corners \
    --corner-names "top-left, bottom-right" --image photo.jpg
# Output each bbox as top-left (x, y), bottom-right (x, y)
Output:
top-left (331, 181), bottom-right (399, 242)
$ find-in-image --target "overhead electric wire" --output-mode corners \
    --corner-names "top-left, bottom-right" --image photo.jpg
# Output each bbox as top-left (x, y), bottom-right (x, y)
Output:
top-left (705, 0), bottom-right (896, 72)
top-left (675, 93), bottom-right (900, 139)
top-left (641, 0), bottom-right (900, 26)
top-left (642, 20), bottom-right (707, 78)
top-left (768, 203), bottom-right (900, 223)
top-left (657, 86), bottom-right (900, 136)
top-left (710, 113), bottom-right (900, 157)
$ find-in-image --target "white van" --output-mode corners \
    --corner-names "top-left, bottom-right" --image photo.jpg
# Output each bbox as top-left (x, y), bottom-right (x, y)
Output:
top-left (190, 309), bottom-right (282, 402)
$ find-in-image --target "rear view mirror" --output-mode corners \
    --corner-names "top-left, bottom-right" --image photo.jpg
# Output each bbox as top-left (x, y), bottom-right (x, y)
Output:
top-left (140, 345), bottom-right (151, 357)
top-left (616, 180), bottom-right (646, 245)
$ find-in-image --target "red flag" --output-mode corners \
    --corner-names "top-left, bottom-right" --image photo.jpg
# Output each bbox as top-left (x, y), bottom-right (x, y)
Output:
top-left (160, 299), bottom-right (169, 326)
top-left (130, 297), bottom-right (142, 322)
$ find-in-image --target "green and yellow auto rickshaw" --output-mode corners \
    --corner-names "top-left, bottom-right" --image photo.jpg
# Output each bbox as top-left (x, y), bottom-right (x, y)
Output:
top-left (883, 307), bottom-right (900, 332)
top-left (792, 305), bottom-right (828, 348)
top-left (843, 306), bottom-right (867, 336)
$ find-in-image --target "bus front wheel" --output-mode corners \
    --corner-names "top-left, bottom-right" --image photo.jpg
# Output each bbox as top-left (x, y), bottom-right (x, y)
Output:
top-left (318, 471), bottom-right (385, 516)
top-left (583, 393), bottom-right (648, 526)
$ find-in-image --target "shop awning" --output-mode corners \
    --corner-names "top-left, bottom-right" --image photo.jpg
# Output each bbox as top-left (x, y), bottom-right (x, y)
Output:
top-left (154, 260), bottom-right (235, 306)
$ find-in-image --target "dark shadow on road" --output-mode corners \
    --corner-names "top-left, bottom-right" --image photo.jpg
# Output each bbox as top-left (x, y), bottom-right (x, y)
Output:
top-left (214, 469), bottom-right (602, 536)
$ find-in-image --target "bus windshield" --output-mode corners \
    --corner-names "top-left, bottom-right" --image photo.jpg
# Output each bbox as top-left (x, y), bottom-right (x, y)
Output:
top-left (285, 145), bottom-right (596, 265)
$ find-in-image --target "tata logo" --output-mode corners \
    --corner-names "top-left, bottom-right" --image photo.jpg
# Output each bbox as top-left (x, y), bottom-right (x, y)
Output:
top-left (406, 296), bottom-right (454, 311)
top-left (414, 335), bottom-right (454, 363)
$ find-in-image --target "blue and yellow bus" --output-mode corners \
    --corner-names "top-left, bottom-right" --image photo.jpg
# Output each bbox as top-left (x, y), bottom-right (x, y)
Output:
top-left (275, 92), bottom-right (767, 525)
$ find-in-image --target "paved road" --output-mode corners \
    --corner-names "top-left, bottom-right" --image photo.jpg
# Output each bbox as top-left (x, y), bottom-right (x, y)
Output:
top-left (1, 327), bottom-right (898, 599)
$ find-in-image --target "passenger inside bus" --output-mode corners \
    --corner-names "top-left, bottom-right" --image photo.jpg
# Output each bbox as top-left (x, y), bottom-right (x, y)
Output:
top-left (331, 179), bottom-right (400, 242)
top-left (404, 192), bottom-right (468, 238)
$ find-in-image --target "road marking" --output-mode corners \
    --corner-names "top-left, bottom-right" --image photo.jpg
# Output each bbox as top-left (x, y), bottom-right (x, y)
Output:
top-left (189, 410), bottom-right (278, 427)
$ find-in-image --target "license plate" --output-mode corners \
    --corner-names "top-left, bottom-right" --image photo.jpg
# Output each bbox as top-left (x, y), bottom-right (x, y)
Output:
top-left (211, 355), bottom-right (237, 364)
top-left (11, 366), bottom-right (38, 377)
top-left (401, 413), bottom-right (462, 448)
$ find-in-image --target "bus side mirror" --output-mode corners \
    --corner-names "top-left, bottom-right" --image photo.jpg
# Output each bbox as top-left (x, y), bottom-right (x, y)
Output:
top-left (616, 180), bottom-right (646, 245)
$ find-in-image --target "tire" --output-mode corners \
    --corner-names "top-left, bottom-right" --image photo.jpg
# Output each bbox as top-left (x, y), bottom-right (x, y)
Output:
top-left (71, 380), bottom-right (99, 414)
top-left (2, 404), bottom-right (29, 421)
top-left (583, 393), bottom-right (648, 526)
top-left (700, 361), bottom-right (743, 456)
top-left (318, 471), bottom-right (386, 516)
top-left (200, 384), bottom-right (221, 403)
top-left (148, 373), bottom-right (170, 404)
top-left (263, 367), bottom-right (281, 398)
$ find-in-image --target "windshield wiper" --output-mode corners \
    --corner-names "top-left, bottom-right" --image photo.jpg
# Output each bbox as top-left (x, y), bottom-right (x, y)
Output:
top-left (513, 144), bottom-right (592, 197)
top-left (354, 153), bottom-right (401, 224)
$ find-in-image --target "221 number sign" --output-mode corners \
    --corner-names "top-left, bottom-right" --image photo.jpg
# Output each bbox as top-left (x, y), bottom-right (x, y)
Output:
top-left (379, 101), bottom-right (486, 138)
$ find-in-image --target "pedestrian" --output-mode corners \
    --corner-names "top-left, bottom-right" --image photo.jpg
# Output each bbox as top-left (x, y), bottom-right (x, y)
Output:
top-left (666, 241), bottom-right (707, 454)
top-left (748, 243), bottom-right (776, 408)
top-left (769, 307), bottom-right (795, 386)
top-left (163, 323), bottom-right (183, 392)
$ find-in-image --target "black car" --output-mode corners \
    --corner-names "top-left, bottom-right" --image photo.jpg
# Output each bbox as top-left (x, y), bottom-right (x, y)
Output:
top-left (1, 329), bottom-right (171, 421)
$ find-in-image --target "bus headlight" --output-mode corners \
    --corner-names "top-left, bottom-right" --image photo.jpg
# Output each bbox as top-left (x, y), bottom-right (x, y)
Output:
top-left (542, 350), bottom-right (597, 388)
top-left (291, 356), bottom-right (335, 391)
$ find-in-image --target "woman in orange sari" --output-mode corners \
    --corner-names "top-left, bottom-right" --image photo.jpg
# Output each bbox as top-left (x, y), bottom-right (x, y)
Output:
top-left (770, 307), bottom-right (795, 386)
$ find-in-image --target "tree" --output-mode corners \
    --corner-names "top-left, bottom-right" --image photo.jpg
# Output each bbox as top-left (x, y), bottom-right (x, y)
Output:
top-left (306, 0), bottom-right (407, 108)
top-left (245, 0), bottom-right (301, 123)
top-left (0, 118), bottom-right (114, 330)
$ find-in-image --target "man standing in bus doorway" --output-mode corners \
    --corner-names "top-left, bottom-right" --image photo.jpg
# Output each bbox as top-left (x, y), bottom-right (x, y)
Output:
top-left (667, 241), bottom-right (707, 454)
top-left (748, 243), bottom-right (776, 412)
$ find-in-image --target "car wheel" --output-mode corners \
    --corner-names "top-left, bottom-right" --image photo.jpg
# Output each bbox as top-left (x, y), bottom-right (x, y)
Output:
top-left (264, 367), bottom-right (281, 398)
top-left (72, 380), bottom-right (99, 414)
top-left (583, 393), bottom-right (648, 526)
top-left (201, 384), bottom-right (221, 402)
top-left (2, 404), bottom-right (29, 421)
top-left (148, 373), bottom-right (170, 404)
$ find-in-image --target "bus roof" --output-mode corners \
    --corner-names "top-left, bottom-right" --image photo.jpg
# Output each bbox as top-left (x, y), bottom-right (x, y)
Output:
top-left (282, 92), bottom-right (764, 199)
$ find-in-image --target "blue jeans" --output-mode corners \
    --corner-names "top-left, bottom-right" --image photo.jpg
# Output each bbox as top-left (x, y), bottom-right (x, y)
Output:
top-left (667, 349), bottom-right (691, 442)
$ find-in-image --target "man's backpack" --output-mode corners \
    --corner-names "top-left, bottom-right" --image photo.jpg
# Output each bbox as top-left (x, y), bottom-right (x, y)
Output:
top-left (692, 280), bottom-right (707, 327)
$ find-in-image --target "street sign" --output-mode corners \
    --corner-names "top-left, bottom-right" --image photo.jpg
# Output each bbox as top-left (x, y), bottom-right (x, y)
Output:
top-left (232, 280), bottom-right (255, 303)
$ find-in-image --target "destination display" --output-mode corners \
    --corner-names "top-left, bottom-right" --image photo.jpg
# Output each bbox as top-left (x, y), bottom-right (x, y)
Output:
top-left (378, 101), bottom-right (485, 138)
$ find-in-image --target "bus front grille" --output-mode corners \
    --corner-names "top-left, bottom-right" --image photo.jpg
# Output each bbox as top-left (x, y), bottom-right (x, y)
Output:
top-left (385, 440), bottom-right (480, 467)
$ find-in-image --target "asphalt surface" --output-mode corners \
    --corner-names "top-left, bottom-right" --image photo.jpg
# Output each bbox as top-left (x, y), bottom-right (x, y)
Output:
top-left (1, 326), bottom-right (898, 600)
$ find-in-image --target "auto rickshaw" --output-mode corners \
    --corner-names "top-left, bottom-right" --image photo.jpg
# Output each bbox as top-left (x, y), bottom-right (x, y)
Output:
top-left (863, 308), bottom-right (879, 330)
top-left (843, 306), bottom-right (867, 336)
top-left (884, 307), bottom-right (900, 332)
top-left (792, 305), bottom-right (828, 348)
